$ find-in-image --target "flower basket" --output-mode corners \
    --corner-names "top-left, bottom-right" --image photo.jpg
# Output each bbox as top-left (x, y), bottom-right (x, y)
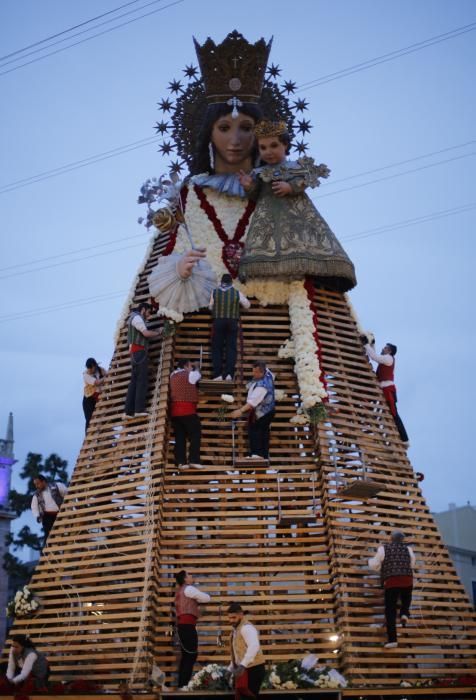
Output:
top-left (6, 586), bottom-right (41, 619)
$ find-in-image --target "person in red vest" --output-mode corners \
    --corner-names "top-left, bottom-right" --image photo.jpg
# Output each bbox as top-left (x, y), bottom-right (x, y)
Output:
top-left (369, 530), bottom-right (416, 648)
top-left (169, 359), bottom-right (202, 469)
top-left (174, 570), bottom-right (211, 689)
top-left (362, 336), bottom-right (409, 446)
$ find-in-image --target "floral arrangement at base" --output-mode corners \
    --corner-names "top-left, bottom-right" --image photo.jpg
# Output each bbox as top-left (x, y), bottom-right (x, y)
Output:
top-left (6, 585), bottom-right (40, 618)
top-left (264, 656), bottom-right (347, 690)
top-left (400, 674), bottom-right (476, 688)
top-left (183, 663), bottom-right (229, 691)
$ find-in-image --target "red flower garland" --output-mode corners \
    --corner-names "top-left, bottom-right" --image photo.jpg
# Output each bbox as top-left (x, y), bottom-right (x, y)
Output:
top-left (194, 185), bottom-right (255, 278)
top-left (304, 277), bottom-right (328, 397)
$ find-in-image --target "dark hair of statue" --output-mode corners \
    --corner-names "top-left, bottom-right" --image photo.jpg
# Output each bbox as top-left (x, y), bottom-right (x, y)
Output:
top-left (191, 102), bottom-right (263, 175)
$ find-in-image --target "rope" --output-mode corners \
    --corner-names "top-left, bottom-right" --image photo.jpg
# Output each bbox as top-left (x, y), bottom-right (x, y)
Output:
top-left (129, 337), bottom-right (167, 685)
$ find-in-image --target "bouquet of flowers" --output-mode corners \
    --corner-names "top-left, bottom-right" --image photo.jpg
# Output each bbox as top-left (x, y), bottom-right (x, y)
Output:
top-left (264, 656), bottom-right (347, 690)
top-left (6, 586), bottom-right (40, 618)
top-left (217, 394), bottom-right (235, 422)
top-left (183, 663), bottom-right (229, 691)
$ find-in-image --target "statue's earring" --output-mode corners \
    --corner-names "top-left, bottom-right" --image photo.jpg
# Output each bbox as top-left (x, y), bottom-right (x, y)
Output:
top-left (208, 142), bottom-right (215, 171)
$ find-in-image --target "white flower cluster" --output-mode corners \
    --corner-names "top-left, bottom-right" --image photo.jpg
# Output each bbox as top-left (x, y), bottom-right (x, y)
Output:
top-left (7, 586), bottom-right (39, 618)
top-left (184, 663), bottom-right (227, 691)
top-left (175, 188), bottom-right (250, 279)
top-left (157, 307), bottom-right (184, 323)
top-left (278, 338), bottom-right (295, 359)
top-left (288, 281), bottom-right (327, 410)
top-left (221, 394), bottom-right (235, 403)
top-left (290, 412), bottom-right (308, 425)
top-left (243, 279), bottom-right (290, 306)
top-left (313, 669), bottom-right (347, 689)
top-left (274, 389), bottom-right (287, 402)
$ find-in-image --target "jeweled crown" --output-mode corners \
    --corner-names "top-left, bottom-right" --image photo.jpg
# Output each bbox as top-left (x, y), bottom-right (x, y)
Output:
top-left (193, 30), bottom-right (272, 104)
top-left (254, 120), bottom-right (288, 139)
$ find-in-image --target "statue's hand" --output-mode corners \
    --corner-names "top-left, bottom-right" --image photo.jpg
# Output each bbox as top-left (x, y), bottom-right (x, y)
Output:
top-left (177, 247), bottom-right (207, 279)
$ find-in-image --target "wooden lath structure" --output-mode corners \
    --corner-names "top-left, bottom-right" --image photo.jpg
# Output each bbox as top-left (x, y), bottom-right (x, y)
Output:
top-left (6, 229), bottom-right (476, 688)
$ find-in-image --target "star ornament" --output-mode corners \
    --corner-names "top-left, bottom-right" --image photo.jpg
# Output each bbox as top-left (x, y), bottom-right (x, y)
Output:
top-left (297, 119), bottom-right (312, 134)
top-left (169, 159), bottom-right (184, 175)
top-left (158, 141), bottom-right (174, 156)
top-left (183, 64), bottom-right (198, 78)
top-left (282, 80), bottom-right (297, 94)
top-left (168, 79), bottom-right (183, 94)
top-left (154, 120), bottom-right (169, 134)
top-left (293, 98), bottom-right (309, 112)
top-left (158, 98), bottom-right (173, 112)
top-left (267, 63), bottom-right (281, 78)
top-left (295, 139), bottom-right (309, 154)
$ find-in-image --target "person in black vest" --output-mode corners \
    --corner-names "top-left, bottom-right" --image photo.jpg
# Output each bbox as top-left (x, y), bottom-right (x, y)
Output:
top-left (209, 274), bottom-right (250, 381)
top-left (31, 474), bottom-right (67, 543)
top-left (124, 302), bottom-right (162, 419)
top-left (5, 634), bottom-right (49, 690)
top-left (369, 530), bottom-right (416, 648)
top-left (361, 335), bottom-right (409, 446)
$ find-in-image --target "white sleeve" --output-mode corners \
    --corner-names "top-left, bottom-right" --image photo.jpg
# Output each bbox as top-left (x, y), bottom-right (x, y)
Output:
top-left (408, 546), bottom-right (416, 569)
top-left (14, 651), bottom-right (37, 683)
top-left (6, 647), bottom-right (15, 681)
top-left (240, 624), bottom-right (260, 667)
top-left (247, 386), bottom-right (267, 408)
top-left (188, 370), bottom-right (201, 385)
top-left (31, 494), bottom-right (40, 519)
top-left (57, 482), bottom-right (68, 497)
top-left (368, 545), bottom-right (385, 572)
top-left (184, 584), bottom-right (211, 603)
top-left (83, 371), bottom-right (97, 386)
top-left (209, 291), bottom-right (215, 310)
top-left (365, 344), bottom-right (393, 366)
top-left (239, 291), bottom-right (251, 309)
top-left (132, 315), bottom-right (148, 333)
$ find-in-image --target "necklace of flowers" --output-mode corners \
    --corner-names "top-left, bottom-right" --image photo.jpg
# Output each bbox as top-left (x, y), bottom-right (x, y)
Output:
top-left (194, 184), bottom-right (255, 276)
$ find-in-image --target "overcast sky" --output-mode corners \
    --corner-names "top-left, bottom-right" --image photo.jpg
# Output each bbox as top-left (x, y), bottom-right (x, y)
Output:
top-left (1, 0), bottom-right (475, 542)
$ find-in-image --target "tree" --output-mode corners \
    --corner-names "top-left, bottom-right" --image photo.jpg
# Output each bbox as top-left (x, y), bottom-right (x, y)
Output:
top-left (4, 452), bottom-right (68, 583)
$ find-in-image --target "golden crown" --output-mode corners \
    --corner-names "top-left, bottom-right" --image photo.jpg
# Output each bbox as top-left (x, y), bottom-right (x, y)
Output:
top-left (254, 120), bottom-right (288, 139)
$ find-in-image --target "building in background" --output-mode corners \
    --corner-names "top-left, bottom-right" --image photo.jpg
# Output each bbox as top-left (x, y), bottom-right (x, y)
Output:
top-left (434, 502), bottom-right (476, 607)
top-left (0, 413), bottom-right (16, 645)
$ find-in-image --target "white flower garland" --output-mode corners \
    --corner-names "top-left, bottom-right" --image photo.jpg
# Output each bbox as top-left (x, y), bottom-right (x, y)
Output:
top-left (288, 281), bottom-right (327, 410)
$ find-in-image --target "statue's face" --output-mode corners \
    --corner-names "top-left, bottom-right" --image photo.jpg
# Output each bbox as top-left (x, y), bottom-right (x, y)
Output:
top-left (211, 113), bottom-right (256, 173)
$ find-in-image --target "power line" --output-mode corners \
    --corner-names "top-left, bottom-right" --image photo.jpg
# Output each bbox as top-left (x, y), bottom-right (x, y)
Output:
top-left (0, 0), bottom-right (184, 77)
top-left (341, 202), bottom-right (476, 243)
top-left (0, 136), bottom-right (159, 195)
top-left (313, 150), bottom-right (476, 200)
top-left (298, 22), bottom-right (476, 92)
top-left (0, 201), bottom-right (474, 321)
top-left (320, 140), bottom-right (476, 188)
top-left (0, 0), bottom-right (145, 62)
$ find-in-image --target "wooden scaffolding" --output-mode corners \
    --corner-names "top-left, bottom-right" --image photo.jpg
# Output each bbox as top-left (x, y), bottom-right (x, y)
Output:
top-left (7, 230), bottom-right (476, 689)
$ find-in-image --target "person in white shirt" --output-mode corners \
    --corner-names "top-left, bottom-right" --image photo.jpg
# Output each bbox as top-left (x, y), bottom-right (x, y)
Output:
top-left (124, 302), bottom-right (162, 419)
top-left (230, 361), bottom-right (275, 460)
top-left (368, 530), bottom-right (416, 648)
top-left (227, 602), bottom-right (265, 699)
top-left (6, 634), bottom-right (49, 689)
top-left (31, 475), bottom-right (67, 542)
top-left (82, 357), bottom-right (107, 432)
top-left (174, 570), bottom-right (211, 688)
top-left (362, 335), bottom-right (409, 445)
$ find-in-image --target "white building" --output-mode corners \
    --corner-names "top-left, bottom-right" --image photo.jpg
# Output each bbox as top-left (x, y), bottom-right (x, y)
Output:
top-left (433, 503), bottom-right (476, 607)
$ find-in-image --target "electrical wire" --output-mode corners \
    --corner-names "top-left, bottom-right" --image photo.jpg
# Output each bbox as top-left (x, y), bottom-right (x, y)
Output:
top-left (297, 21), bottom-right (476, 92)
top-left (0, 136), bottom-right (159, 195)
top-left (0, 0), bottom-right (184, 77)
top-left (0, 0), bottom-right (145, 62)
top-left (0, 290), bottom-right (127, 323)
